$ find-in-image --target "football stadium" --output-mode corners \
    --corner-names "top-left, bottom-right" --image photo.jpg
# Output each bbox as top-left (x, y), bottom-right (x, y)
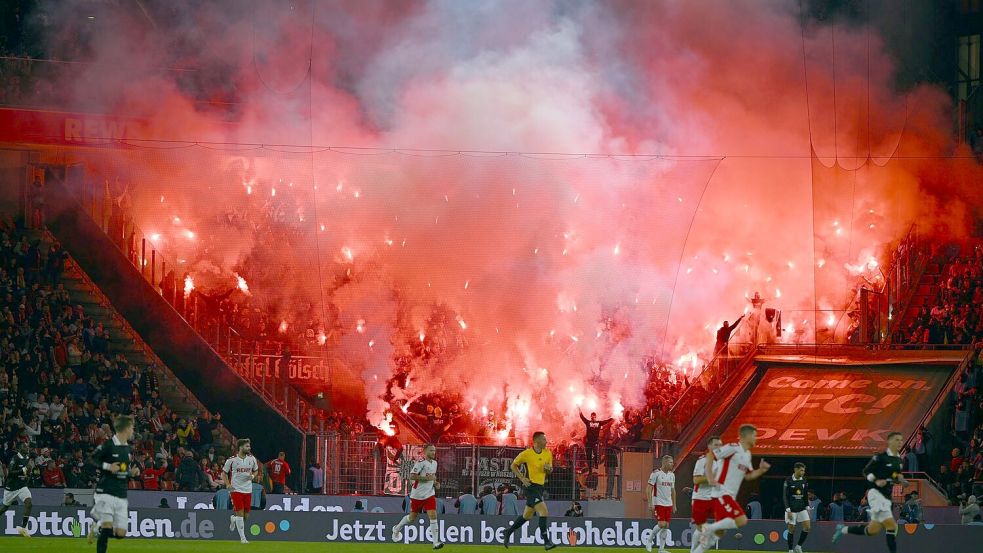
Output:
top-left (1, 1), bottom-right (982, 552)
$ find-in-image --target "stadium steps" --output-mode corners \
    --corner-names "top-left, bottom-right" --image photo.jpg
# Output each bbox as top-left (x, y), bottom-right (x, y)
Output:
top-left (43, 178), bottom-right (309, 485)
top-left (30, 230), bottom-right (234, 455)
top-left (897, 261), bottom-right (943, 332)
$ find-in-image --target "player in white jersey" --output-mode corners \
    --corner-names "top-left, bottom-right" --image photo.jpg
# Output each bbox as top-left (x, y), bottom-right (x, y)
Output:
top-left (644, 455), bottom-right (676, 553)
top-left (222, 438), bottom-right (259, 544)
top-left (391, 444), bottom-right (444, 550)
top-left (694, 424), bottom-right (770, 553)
top-left (690, 436), bottom-right (723, 553)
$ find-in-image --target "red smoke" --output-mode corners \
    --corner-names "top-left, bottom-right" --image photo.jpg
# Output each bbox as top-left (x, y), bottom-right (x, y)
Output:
top-left (31, 0), bottom-right (981, 439)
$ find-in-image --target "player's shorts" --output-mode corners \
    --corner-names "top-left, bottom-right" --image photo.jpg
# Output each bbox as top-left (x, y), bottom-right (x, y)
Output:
top-left (2, 487), bottom-right (31, 506)
top-left (653, 505), bottom-right (673, 522)
top-left (712, 494), bottom-right (745, 520)
top-left (691, 499), bottom-right (715, 525)
top-left (525, 484), bottom-right (546, 507)
top-left (866, 488), bottom-right (894, 523)
top-left (231, 491), bottom-right (252, 514)
top-left (785, 509), bottom-right (810, 524)
top-left (91, 493), bottom-right (129, 528)
top-left (410, 496), bottom-right (437, 513)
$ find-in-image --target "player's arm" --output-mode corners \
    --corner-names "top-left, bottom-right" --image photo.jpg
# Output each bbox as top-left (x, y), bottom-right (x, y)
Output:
top-left (703, 450), bottom-right (718, 485)
top-left (645, 473), bottom-right (655, 503)
top-left (88, 443), bottom-right (119, 473)
top-left (671, 484), bottom-right (677, 512)
top-left (783, 479), bottom-right (790, 511)
top-left (693, 471), bottom-right (708, 486)
top-left (579, 411), bottom-right (589, 424)
top-left (511, 453), bottom-right (531, 486)
top-left (862, 455), bottom-right (887, 487)
top-left (744, 459), bottom-right (771, 481)
top-left (543, 451), bottom-right (553, 474)
top-left (221, 459), bottom-right (232, 489)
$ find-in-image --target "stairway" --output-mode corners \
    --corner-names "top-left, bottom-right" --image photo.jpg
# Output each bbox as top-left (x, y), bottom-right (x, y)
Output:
top-left (36, 230), bottom-right (234, 453)
top-left (897, 260), bottom-right (944, 333)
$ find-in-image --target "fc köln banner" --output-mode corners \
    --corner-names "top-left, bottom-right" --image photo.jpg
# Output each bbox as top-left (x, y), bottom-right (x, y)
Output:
top-left (721, 365), bottom-right (953, 456)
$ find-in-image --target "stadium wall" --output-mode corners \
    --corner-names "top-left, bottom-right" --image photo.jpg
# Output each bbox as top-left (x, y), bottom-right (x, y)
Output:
top-left (2, 508), bottom-right (979, 549)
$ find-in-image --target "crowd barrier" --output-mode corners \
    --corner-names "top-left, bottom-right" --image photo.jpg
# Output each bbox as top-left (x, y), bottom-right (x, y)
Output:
top-left (2, 507), bottom-right (980, 549)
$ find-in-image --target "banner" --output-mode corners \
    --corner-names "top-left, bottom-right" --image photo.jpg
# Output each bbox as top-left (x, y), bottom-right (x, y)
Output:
top-left (0, 107), bottom-right (146, 146)
top-left (721, 365), bottom-right (952, 455)
top-left (22, 488), bottom-right (573, 515)
top-left (2, 508), bottom-right (978, 549)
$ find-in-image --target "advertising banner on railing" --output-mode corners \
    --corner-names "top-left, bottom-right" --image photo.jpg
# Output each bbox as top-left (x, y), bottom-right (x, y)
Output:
top-left (3, 508), bottom-right (977, 549)
top-left (721, 365), bottom-right (953, 456)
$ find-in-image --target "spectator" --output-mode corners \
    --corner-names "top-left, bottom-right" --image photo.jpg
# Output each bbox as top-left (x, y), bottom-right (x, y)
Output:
top-left (63, 493), bottom-right (79, 506)
top-left (455, 488), bottom-right (478, 515)
top-left (578, 411), bottom-right (613, 470)
top-left (353, 500), bottom-right (366, 513)
top-left (41, 460), bottom-right (65, 488)
top-left (479, 486), bottom-right (498, 515)
top-left (899, 492), bottom-right (922, 524)
top-left (829, 493), bottom-right (845, 522)
top-left (970, 514), bottom-right (983, 526)
top-left (308, 462), bottom-right (324, 494)
top-left (746, 493), bottom-right (763, 519)
top-left (159, 498), bottom-right (170, 509)
top-left (961, 495), bottom-right (980, 524)
top-left (807, 490), bottom-right (822, 523)
top-left (714, 315), bottom-right (745, 354)
top-left (500, 485), bottom-right (520, 516)
top-left (564, 501), bottom-right (584, 517)
top-left (266, 451), bottom-right (291, 494)
top-left (142, 460), bottom-right (166, 491)
top-left (176, 450), bottom-right (204, 491)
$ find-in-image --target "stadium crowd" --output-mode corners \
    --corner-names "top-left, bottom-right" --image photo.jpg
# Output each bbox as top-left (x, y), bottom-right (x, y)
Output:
top-left (0, 217), bottom-right (299, 496)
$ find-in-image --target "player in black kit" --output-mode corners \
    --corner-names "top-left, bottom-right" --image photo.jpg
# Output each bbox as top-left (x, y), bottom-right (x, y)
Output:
top-left (88, 415), bottom-right (140, 553)
top-left (832, 431), bottom-right (906, 552)
top-left (0, 442), bottom-right (33, 537)
top-left (783, 462), bottom-right (810, 553)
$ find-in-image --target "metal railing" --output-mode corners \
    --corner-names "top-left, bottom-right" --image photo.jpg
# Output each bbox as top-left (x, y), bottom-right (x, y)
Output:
top-left (314, 434), bottom-right (624, 501)
top-left (47, 165), bottom-right (319, 432)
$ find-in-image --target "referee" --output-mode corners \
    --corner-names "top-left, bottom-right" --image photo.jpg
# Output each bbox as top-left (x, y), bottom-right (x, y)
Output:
top-left (504, 431), bottom-right (557, 550)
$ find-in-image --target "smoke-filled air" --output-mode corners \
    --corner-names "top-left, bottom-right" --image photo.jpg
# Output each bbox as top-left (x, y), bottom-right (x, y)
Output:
top-left (32, 0), bottom-right (982, 440)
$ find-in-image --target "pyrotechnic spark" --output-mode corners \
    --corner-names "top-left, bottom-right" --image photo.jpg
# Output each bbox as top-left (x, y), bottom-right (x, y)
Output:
top-left (464, 280), bottom-right (470, 289)
top-left (235, 274), bottom-right (250, 296)
top-left (279, 321), bottom-right (288, 333)
top-left (787, 261), bottom-right (795, 269)
top-left (341, 247), bottom-right (354, 261)
top-left (775, 288), bottom-right (782, 298)
top-left (354, 190), bottom-right (360, 198)
top-left (317, 331), bottom-right (327, 345)
top-left (150, 233), bottom-right (161, 241)
top-left (356, 319), bottom-right (366, 333)
top-left (173, 217), bottom-right (181, 224)
top-left (159, 196), bottom-right (164, 203)
top-left (246, 186), bottom-right (252, 195)
top-left (183, 275), bottom-right (194, 296)
top-left (613, 243), bottom-right (620, 255)
top-left (827, 314), bottom-right (836, 326)
top-left (320, 224), bottom-right (326, 231)
top-left (368, 339), bottom-right (375, 347)
top-left (456, 315), bottom-right (467, 330)
top-left (817, 259), bottom-right (826, 268)
top-left (336, 182), bottom-right (343, 192)
top-left (271, 188), bottom-right (276, 197)
top-left (419, 330), bottom-right (425, 343)
top-left (184, 230), bottom-right (195, 240)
